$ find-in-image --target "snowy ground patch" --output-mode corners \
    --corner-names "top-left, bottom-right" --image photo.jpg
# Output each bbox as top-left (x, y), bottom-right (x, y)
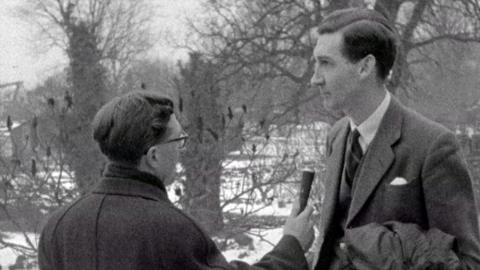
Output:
top-left (0, 232), bottom-right (38, 269)
top-left (222, 228), bottom-right (284, 264)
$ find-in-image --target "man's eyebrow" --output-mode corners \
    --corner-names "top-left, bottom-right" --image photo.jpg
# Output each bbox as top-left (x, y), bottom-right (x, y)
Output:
top-left (311, 55), bottom-right (332, 62)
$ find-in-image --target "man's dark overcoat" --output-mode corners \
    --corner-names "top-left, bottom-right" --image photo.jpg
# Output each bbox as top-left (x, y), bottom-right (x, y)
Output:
top-left (39, 164), bottom-right (308, 270)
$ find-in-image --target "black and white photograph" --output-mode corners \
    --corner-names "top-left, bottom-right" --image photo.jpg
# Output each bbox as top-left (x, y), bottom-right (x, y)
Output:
top-left (1, 0), bottom-right (480, 269)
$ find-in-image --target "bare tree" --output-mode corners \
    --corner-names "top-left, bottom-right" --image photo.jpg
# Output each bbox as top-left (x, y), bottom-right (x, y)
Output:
top-left (174, 53), bottom-right (244, 232)
top-left (120, 58), bottom-right (178, 96)
top-left (0, 79), bottom-right (79, 265)
top-left (185, 0), bottom-right (480, 117)
top-left (375, 0), bottom-right (480, 94)
top-left (173, 50), bottom-right (329, 238)
top-left (18, 0), bottom-right (155, 88)
top-left (16, 0), bottom-right (157, 191)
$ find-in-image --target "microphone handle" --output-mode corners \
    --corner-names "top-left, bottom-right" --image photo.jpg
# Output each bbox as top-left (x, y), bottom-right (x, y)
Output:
top-left (299, 170), bottom-right (315, 213)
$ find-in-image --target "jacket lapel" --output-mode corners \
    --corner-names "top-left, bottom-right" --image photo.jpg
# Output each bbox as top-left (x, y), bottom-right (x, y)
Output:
top-left (346, 97), bottom-right (403, 226)
top-left (321, 120), bottom-right (350, 233)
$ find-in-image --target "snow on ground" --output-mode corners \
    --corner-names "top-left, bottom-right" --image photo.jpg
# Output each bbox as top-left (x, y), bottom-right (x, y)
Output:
top-left (222, 228), bottom-right (284, 264)
top-left (0, 246), bottom-right (18, 269)
top-left (223, 201), bottom-right (293, 216)
top-left (0, 233), bottom-right (38, 269)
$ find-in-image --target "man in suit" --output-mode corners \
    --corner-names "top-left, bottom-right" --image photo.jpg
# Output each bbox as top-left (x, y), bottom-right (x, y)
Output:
top-left (310, 8), bottom-right (480, 269)
top-left (38, 91), bottom-right (314, 270)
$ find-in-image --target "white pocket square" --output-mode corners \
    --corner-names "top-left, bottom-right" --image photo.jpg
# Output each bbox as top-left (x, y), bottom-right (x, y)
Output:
top-left (390, 177), bottom-right (408, 186)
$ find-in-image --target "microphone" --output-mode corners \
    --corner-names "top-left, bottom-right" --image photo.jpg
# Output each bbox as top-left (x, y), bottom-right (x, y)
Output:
top-left (299, 170), bottom-right (315, 213)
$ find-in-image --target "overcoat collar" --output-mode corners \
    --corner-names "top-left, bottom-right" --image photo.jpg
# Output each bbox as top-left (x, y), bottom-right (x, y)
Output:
top-left (92, 162), bottom-right (170, 203)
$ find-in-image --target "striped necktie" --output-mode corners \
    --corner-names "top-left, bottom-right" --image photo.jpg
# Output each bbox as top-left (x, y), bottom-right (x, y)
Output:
top-left (345, 129), bottom-right (363, 186)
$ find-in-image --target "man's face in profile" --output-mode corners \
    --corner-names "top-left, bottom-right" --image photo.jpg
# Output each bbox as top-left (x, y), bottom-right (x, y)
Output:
top-left (311, 31), bottom-right (360, 112)
top-left (149, 114), bottom-right (184, 185)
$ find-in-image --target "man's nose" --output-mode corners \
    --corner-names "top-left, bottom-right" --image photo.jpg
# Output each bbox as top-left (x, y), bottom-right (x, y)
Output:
top-left (310, 72), bottom-right (324, 87)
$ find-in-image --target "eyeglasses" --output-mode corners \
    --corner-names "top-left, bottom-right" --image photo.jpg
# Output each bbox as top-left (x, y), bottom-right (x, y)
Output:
top-left (144, 132), bottom-right (189, 154)
top-left (161, 132), bottom-right (189, 149)
top-left (144, 132), bottom-right (188, 154)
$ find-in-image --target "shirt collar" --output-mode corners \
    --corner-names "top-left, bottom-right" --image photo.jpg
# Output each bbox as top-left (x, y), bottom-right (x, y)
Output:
top-left (349, 90), bottom-right (391, 152)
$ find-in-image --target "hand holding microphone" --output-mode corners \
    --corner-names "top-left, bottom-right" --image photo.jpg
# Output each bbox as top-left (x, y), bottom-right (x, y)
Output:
top-left (283, 170), bottom-right (316, 251)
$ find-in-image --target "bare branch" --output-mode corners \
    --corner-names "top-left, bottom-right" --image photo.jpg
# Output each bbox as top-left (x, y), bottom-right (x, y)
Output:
top-left (412, 32), bottom-right (480, 48)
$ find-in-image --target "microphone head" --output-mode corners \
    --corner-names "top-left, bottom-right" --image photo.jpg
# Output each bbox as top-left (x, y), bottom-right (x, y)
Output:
top-left (299, 170), bottom-right (315, 213)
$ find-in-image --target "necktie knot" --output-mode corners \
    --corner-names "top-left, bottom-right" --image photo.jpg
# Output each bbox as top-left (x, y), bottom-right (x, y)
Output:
top-left (351, 129), bottom-right (361, 145)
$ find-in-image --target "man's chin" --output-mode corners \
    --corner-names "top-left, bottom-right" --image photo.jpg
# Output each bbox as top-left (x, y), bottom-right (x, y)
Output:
top-left (323, 101), bottom-right (343, 116)
top-left (323, 100), bottom-right (337, 111)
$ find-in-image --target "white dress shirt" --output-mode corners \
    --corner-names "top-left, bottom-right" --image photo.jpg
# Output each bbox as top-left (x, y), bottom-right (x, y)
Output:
top-left (349, 91), bottom-right (391, 153)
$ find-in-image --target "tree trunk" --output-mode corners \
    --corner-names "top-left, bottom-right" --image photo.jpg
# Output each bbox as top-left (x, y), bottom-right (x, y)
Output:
top-left (375, 0), bottom-right (406, 94)
top-left (183, 143), bottom-right (224, 233)
top-left (66, 21), bottom-right (108, 192)
top-left (178, 53), bottom-right (233, 233)
top-left (327, 0), bottom-right (351, 11)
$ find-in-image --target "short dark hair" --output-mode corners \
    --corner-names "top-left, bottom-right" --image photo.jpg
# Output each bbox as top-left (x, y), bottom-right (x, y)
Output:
top-left (92, 91), bottom-right (174, 165)
top-left (317, 8), bottom-right (398, 80)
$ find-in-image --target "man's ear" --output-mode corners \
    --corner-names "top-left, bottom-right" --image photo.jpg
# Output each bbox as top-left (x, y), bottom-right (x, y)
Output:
top-left (145, 146), bottom-right (158, 165)
top-left (137, 146), bottom-right (158, 174)
top-left (358, 54), bottom-right (376, 79)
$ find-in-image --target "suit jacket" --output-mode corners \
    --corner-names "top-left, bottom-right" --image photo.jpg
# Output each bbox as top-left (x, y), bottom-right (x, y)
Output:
top-left (315, 97), bottom-right (480, 269)
top-left (38, 164), bottom-right (308, 270)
